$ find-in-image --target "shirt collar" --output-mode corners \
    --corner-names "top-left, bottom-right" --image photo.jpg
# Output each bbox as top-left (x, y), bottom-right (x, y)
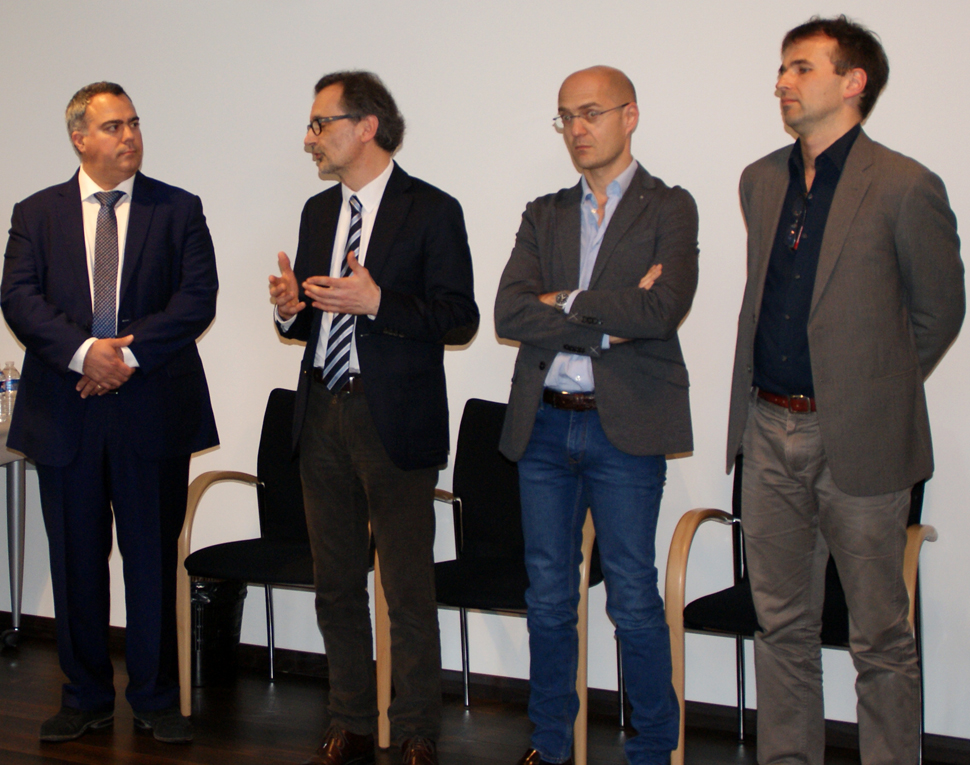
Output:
top-left (78, 167), bottom-right (136, 201)
top-left (789, 124), bottom-right (861, 182)
top-left (342, 159), bottom-right (395, 213)
top-left (580, 158), bottom-right (639, 203)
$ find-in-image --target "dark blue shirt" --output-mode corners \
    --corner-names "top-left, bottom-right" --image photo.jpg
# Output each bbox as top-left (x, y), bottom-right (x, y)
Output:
top-left (752, 124), bottom-right (861, 398)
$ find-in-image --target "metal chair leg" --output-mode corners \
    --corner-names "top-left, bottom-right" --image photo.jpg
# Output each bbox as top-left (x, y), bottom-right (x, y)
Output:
top-left (265, 584), bottom-right (275, 682)
top-left (736, 635), bottom-right (746, 741)
top-left (460, 607), bottom-right (470, 708)
top-left (616, 636), bottom-right (626, 728)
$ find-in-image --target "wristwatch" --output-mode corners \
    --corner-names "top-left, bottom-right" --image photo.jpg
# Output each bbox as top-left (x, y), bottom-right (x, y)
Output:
top-left (553, 290), bottom-right (571, 312)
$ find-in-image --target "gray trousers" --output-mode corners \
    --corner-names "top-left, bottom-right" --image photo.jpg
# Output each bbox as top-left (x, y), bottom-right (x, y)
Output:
top-left (741, 395), bottom-right (919, 765)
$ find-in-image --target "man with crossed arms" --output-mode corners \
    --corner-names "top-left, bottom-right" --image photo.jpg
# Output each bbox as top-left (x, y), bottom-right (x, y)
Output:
top-left (496, 66), bottom-right (698, 765)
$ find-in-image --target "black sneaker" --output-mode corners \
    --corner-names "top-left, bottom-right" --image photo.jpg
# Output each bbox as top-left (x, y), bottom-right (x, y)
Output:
top-left (40, 706), bottom-right (113, 742)
top-left (132, 706), bottom-right (193, 743)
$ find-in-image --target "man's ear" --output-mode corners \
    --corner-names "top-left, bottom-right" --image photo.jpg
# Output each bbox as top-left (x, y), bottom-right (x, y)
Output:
top-left (356, 114), bottom-right (379, 144)
top-left (71, 130), bottom-right (86, 156)
top-left (843, 67), bottom-right (868, 102)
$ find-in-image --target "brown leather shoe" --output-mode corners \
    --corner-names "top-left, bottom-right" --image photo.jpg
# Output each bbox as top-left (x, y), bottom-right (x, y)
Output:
top-left (301, 725), bottom-right (375, 765)
top-left (515, 748), bottom-right (573, 765)
top-left (401, 736), bottom-right (438, 765)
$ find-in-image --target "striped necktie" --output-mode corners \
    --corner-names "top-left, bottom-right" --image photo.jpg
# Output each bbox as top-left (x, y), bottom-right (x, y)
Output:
top-left (321, 195), bottom-right (362, 391)
top-left (91, 190), bottom-right (125, 339)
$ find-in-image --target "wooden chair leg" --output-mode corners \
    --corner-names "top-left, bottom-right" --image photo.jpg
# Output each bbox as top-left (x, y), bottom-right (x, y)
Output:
top-left (374, 550), bottom-right (391, 749)
top-left (176, 568), bottom-right (192, 717)
top-left (573, 509), bottom-right (595, 765)
top-left (616, 637), bottom-right (626, 729)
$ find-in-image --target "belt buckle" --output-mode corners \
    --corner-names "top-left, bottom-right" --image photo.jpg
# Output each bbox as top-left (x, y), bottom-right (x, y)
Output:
top-left (788, 394), bottom-right (810, 413)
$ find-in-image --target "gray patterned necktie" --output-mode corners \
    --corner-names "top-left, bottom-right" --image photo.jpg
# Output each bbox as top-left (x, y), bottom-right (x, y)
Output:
top-left (91, 190), bottom-right (125, 339)
top-left (321, 195), bottom-right (362, 391)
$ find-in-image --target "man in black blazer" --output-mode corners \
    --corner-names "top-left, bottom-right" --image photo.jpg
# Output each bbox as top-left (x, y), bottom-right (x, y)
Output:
top-left (1, 82), bottom-right (218, 743)
top-left (495, 66), bottom-right (698, 765)
top-left (269, 71), bottom-right (478, 765)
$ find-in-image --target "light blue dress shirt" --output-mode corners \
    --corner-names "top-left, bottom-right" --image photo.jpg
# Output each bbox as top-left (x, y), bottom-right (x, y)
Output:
top-left (543, 159), bottom-right (638, 392)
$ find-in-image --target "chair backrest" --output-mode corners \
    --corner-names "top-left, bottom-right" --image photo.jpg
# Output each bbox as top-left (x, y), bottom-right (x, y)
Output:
top-left (255, 388), bottom-right (307, 543)
top-left (451, 399), bottom-right (525, 560)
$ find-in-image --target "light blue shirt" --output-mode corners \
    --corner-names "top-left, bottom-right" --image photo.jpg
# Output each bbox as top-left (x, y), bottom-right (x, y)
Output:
top-left (543, 159), bottom-right (638, 392)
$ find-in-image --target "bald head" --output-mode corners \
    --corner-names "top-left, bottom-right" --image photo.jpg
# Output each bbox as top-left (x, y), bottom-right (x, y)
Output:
top-left (559, 66), bottom-right (637, 106)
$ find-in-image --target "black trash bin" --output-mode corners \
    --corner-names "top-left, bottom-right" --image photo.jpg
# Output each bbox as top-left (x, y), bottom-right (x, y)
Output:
top-left (190, 579), bottom-right (248, 686)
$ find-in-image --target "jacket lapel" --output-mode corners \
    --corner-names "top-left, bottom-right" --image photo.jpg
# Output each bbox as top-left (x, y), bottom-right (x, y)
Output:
top-left (750, 162), bottom-right (790, 316)
top-left (555, 182), bottom-right (582, 289)
top-left (362, 163), bottom-right (412, 286)
top-left (54, 173), bottom-right (91, 320)
top-left (590, 164), bottom-right (653, 286)
top-left (810, 131), bottom-right (873, 317)
top-left (119, 172), bottom-right (152, 300)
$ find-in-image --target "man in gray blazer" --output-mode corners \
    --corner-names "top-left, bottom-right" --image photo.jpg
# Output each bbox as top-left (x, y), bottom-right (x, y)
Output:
top-left (495, 66), bottom-right (698, 765)
top-left (726, 16), bottom-right (964, 765)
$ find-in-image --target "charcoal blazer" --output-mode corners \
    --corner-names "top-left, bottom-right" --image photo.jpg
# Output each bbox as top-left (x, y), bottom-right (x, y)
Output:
top-left (280, 163), bottom-right (479, 471)
top-left (1, 170), bottom-right (219, 465)
top-left (495, 164), bottom-right (699, 460)
top-left (726, 130), bottom-right (965, 495)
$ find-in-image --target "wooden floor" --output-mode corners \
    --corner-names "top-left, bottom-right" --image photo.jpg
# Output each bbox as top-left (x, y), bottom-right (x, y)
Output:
top-left (0, 631), bottom-right (954, 765)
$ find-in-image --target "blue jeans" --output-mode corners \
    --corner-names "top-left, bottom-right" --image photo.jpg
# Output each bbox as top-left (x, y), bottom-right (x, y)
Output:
top-left (518, 402), bottom-right (679, 765)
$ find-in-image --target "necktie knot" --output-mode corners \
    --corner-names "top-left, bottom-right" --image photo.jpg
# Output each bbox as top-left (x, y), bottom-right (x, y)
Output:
top-left (349, 195), bottom-right (361, 214)
top-left (94, 190), bottom-right (124, 209)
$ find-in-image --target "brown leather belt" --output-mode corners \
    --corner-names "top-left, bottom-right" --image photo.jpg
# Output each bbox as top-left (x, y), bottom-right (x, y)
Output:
top-left (312, 369), bottom-right (364, 395)
top-left (757, 389), bottom-right (816, 413)
top-left (543, 388), bottom-right (597, 411)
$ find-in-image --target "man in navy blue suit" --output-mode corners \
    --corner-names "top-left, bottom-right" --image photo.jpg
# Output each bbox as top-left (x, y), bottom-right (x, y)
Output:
top-left (1, 82), bottom-right (218, 744)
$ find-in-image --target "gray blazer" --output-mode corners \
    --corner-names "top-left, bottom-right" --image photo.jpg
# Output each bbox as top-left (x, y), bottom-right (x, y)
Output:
top-left (495, 164), bottom-right (699, 461)
top-left (726, 131), bottom-right (965, 495)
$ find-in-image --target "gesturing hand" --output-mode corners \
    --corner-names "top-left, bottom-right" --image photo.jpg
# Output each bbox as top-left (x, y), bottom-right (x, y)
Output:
top-left (269, 252), bottom-right (306, 321)
top-left (302, 251), bottom-right (381, 316)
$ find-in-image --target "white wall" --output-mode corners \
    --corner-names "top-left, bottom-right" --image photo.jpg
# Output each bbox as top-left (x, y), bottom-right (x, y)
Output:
top-left (1, 0), bottom-right (968, 739)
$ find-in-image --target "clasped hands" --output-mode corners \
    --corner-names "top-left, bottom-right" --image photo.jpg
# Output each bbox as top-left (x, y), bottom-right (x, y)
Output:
top-left (269, 251), bottom-right (380, 321)
top-left (538, 263), bottom-right (662, 345)
top-left (77, 336), bottom-right (135, 398)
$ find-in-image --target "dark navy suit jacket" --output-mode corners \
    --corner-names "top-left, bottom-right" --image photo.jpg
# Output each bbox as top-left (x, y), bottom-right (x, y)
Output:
top-left (1, 170), bottom-right (219, 466)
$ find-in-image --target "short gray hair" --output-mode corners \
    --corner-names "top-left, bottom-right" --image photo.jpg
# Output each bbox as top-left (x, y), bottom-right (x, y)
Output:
top-left (65, 82), bottom-right (130, 156)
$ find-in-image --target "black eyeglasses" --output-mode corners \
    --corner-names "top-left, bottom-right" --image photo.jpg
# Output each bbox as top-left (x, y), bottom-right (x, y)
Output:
top-left (307, 114), bottom-right (358, 135)
top-left (553, 103), bottom-right (630, 132)
top-left (785, 193), bottom-right (807, 252)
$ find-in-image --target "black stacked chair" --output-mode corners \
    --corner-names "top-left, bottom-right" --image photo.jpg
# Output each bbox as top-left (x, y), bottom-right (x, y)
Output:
top-left (433, 398), bottom-right (625, 744)
top-left (176, 389), bottom-right (312, 694)
top-left (664, 453), bottom-right (935, 765)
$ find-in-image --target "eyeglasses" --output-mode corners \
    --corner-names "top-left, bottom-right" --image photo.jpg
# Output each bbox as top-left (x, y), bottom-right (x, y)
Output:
top-left (553, 103), bottom-right (630, 132)
top-left (785, 193), bottom-right (807, 252)
top-left (307, 114), bottom-right (358, 135)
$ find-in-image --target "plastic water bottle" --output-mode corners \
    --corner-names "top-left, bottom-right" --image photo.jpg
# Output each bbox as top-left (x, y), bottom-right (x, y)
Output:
top-left (1, 361), bottom-right (19, 423)
top-left (0, 366), bottom-right (7, 423)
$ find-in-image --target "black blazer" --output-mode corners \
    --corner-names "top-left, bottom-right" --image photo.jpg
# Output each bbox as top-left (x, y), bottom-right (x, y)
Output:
top-left (1, 170), bottom-right (219, 465)
top-left (281, 163), bottom-right (479, 471)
